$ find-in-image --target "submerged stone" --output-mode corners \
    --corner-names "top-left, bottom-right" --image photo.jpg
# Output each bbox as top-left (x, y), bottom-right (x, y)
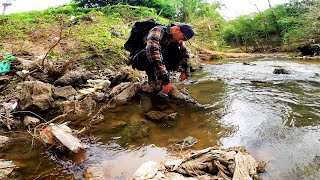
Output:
top-left (120, 120), bottom-right (150, 143)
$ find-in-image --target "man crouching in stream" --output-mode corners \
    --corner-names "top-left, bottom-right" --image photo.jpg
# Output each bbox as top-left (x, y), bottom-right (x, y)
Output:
top-left (126, 21), bottom-right (195, 94)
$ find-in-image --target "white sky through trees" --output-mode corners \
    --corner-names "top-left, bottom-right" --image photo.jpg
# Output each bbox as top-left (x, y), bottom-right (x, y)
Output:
top-left (2, 0), bottom-right (290, 19)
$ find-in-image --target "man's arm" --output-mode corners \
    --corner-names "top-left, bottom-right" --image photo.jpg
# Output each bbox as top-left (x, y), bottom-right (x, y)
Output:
top-left (146, 27), bottom-right (170, 84)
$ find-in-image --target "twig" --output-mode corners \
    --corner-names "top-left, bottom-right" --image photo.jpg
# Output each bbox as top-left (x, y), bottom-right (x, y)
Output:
top-left (12, 111), bottom-right (47, 122)
top-left (33, 110), bottom-right (73, 135)
top-left (4, 105), bottom-right (11, 130)
top-left (35, 157), bottom-right (44, 173)
top-left (23, 18), bottom-right (66, 80)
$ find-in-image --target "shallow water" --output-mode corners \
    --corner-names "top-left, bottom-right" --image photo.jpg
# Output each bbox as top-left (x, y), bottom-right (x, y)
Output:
top-left (1, 58), bottom-right (320, 179)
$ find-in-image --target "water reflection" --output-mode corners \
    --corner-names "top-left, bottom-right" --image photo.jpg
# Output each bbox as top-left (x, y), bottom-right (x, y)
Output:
top-left (200, 59), bottom-right (320, 179)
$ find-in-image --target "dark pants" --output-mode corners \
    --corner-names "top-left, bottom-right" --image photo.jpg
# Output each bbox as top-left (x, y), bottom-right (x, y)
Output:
top-left (131, 45), bottom-right (184, 82)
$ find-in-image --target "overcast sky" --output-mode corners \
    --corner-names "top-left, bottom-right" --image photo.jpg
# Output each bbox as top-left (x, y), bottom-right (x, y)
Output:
top-left (2, 0), bottom-right (290, 19)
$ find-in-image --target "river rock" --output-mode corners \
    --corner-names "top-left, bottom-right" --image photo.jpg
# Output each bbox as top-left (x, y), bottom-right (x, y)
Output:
top-left (273, 68), bottom-right (290, 74)
top-left (54, 68), bottom-right (94, 87)
top-left (84, 166), bottom-right (104, 180)
top-left (120, 120), bottom-right (150, 143)
top-left (17, 81), bottom-right (54, 112)
top-left (107, 82), bottom-right (141, 108)
top-left (0, 135), bottom-right (10, 148)
top-left (52, 96), bottom-right (96, 117)
top-left (109, 70), bottom-right (134, 88)
top-left (23, 116), bottom-right (40, 126)
top-left (91, 92), bottom-right (106, 102)
top-left (145, 111), bottom-right (177, 123)
top-left (169, 136), bottom-right (198, 148)
top-left (53, 86), bottom-right (77, 100)
top-left (108, 121), bottom-right (127, 132)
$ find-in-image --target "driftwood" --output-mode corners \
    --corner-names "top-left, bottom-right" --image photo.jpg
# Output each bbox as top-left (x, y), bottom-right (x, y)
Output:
top-left (133, 146), bottom-right (266, 180)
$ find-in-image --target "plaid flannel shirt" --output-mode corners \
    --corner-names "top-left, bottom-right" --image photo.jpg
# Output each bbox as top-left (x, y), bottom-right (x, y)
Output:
top-left (146, 26), bottom-right (190, 84)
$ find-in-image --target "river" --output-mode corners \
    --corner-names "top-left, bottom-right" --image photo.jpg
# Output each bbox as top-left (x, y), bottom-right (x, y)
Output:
top-left (1, 57), bottom-right (320, 179)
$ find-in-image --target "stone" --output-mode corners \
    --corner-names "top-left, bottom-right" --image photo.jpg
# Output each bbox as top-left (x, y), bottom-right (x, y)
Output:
top-left (0, 135), bottom-right (10, 148)
top-left (273, 68), bottom-right (290, 74)
top-left (84, 166), bottom-right (104, 180)
top-left (54, 68), bottom-right (94, 87)
top-left (53, 86), bottom-right (77, 100)
top-left (23, 116), bottom-right (40, 126)
top-left (91, 92), bottom-right (106, 102)
top-left (120, 120), bottom-right (150, 143)
top-left (17, 81), bottom-right (54, 112)
top-left (145, 111), bottom-right (177, 123)
top-left (171, 136), bottom-right (198, 148)
top-left (109, 121), bottom-right (127, 132)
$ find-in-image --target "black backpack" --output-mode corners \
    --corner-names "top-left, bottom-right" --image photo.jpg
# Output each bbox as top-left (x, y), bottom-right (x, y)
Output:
top-left (124, 19), bottom-right (161, 55)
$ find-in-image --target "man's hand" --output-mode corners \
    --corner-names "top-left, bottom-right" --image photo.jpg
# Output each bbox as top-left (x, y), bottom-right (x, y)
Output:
top-left (162, 83), bottom-right (172, 94)
top-left (180, 72), bottom-right (188, 81)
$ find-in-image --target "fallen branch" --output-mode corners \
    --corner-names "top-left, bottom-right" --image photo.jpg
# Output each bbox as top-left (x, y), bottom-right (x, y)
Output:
top-left (4, 105), bottom-right (11, 130)
top-left (22, 16), bottom-right (66, 80)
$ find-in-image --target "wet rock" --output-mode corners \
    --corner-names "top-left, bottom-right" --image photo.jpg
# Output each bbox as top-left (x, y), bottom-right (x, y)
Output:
top-left (243, 62), bottom-right (256, 66)
top-left (23, 116), bottom-right (40, 126)
top-left (17, 81), bottom-right (53, 112)
top-left (145, 111), bottom-right (177, 123)
top-left (120, 120), bottom-right (150, 142)
top-left (84, 166), bottom-right (104, 180)
top-left (53, 86), bottom-right (77, 100)
top-left (133, 161), bottom-right (166, 179)
top-left (109, 121), bottom-right (127, 132)
top-left (273, 68), bottom-right (290, 74)
top-left (170, 136), bottom-right (198, 148)
top-left (0, 135), bottom-right (10, 149)
top-left (54, 68), bottom-right (94, 87)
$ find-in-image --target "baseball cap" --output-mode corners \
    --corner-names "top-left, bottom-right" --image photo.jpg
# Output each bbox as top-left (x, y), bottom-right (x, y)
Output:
top-left (178, 23), bottom-right (195, 45)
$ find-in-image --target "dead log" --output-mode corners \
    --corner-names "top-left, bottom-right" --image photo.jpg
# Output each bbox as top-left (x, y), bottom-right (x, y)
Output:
top-left (134, 146), bottom-right (265, 179)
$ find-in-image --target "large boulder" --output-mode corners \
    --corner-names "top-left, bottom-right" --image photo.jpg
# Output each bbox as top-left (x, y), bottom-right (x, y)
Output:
top-left (17, 81), bottom-right (54, 112)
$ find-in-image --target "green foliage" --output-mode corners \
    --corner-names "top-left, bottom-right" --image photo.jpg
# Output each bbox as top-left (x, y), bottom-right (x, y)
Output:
top-left (75, 0), bottom-right (176, 19)
top-left (222, 0), bottom-right (320, 51)
top-left (191, 16), bottom-right (225, 50)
